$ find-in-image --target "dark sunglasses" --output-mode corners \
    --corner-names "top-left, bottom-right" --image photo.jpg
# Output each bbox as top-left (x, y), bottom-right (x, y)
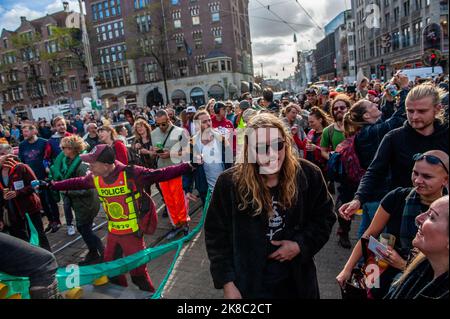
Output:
top-left (333, 105), bottom-right (347, 111)
top-left (256, 140), bottom-right (285, 154)
top-left (156, 122), bottom-right (168, 127)
top-left (413, 153), bottom-right (448, 174)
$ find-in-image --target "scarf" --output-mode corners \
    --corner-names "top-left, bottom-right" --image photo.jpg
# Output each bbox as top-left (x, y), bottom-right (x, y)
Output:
top-left (399, 189), bottom-right (425, 256)
top-left (49, 152), bottom-right (82, 181)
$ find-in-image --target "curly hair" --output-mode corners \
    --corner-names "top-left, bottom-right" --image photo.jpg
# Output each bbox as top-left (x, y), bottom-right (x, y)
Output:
top-left (60, 135), bottom-right (86, 154)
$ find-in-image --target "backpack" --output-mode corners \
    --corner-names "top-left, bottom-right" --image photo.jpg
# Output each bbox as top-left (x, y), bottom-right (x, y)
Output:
top-left (327, 151), bottom-right (345, 183)
top-left (335, 135), bottom-right (366, 186)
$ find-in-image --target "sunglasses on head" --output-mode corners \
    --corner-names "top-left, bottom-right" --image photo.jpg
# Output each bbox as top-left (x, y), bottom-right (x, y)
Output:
top-left (256, 140), bottom-right (285, 155)
top-left (413, 153), bottom-right (448, 174)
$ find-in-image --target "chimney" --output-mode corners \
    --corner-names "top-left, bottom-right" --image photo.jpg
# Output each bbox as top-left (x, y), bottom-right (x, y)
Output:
top-left (20, 16), bottom-right (26, 23)
top-left (63, 1), bottom-right (69, 12)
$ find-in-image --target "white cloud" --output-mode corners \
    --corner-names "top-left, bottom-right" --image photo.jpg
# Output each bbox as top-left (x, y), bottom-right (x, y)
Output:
top-left (0, 4), bottom-right (43, 31)
top-left (249, 0), bottom-right (349, 80)
top-left (45, 0), bottom-right (80, 14)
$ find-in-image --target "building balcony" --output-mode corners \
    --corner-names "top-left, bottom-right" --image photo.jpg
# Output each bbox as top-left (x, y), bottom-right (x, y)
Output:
top-left (411, 10), bottom-right (421, 20)
top-left (401, 16), bottom-right (409, 25)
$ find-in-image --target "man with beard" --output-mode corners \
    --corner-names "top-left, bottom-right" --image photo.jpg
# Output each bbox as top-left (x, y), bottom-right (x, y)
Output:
top-left (340, 83), bottom-right (449, 222)
top-left (19, 125), bottom-right (61, 233)
top-left (320, 94), bottom-right (353, 248)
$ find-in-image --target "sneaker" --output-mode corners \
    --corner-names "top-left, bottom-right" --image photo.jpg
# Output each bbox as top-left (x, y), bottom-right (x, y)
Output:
top-left (183, 225), bottom-right (189, 236)
top-left (44, 224), bottom-right (53, 233)
top-left (338, 234), bottom-right (351, 249)
top-left (50, 222), bottom-right (61, 233)
top-left (67, 225), bottom-right (76, 236)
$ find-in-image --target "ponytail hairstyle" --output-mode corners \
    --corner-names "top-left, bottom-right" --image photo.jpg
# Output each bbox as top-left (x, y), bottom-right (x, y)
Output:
top-left (343, 99), bottom-right (371, 137)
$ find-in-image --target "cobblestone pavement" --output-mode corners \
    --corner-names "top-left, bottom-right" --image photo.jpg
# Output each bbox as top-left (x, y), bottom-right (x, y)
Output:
top-left (47, 189), bottom-right (360, 299)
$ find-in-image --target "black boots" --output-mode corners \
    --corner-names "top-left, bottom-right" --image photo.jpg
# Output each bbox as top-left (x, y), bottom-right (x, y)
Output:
top-left (29, 280), bottom-right (62, 299)
top-left (338, 234), bottom-right (352, 249)
top-left (78, 250), bottom-right (103, 266)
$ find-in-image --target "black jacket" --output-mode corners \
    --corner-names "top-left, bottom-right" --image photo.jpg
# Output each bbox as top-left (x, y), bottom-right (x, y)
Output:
top-left (355, 120), bottom-right (449, 204)
top-left (205, 159), bottom-right (336, 298)
top-left (386, 259), bottom-right (449, 299)
top-left (355, 89), bottom-right (408, 170)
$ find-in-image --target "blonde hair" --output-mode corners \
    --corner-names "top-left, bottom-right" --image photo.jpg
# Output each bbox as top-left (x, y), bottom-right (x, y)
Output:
top-left (61, 135), bottom-right (86, 154)
top-left (133, 119), bottom-right (152, 142)
top-left (406, 83), bottom-right (446, 106)
top-left (233, 113), bottom-right (300, 217)
top-left (394, 195), bottom-right (449, 286)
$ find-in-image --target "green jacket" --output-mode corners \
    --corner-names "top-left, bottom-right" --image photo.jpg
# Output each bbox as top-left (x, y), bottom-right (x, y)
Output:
top-left (50, 153), bottom-right (100, 227)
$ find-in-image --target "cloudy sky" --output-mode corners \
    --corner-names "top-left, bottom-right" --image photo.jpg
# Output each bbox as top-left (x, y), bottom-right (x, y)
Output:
top-left (0, 0), bottom-right (350, 80)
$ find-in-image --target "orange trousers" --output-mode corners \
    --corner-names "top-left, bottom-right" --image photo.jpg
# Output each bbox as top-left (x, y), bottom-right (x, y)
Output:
top-left (159, 176), bottom-right (190, 227)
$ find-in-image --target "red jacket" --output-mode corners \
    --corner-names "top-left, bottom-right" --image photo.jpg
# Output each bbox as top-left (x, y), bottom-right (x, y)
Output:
top-left (113, 140), bottom-right (129, 165)
top-left (0, 163), bottom-right (42, 223)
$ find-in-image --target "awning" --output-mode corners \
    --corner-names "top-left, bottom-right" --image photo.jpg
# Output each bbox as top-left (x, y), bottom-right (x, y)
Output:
top-left (208, 85), bottom-right (224, 95)
top-left (241, 81), bottom-right (249, 92)
top-left (100, 93), bottom-right (116, 99)
top-left (171, 90), bottom-right (186, 100)
top-left (190, 87), bottom-right (205, 97)
top-left (117, 91), bottom-right (136, 97)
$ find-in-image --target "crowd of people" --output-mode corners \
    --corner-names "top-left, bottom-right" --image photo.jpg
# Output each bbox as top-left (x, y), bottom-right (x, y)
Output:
top-left (0, 72), bottom-right (448, 299)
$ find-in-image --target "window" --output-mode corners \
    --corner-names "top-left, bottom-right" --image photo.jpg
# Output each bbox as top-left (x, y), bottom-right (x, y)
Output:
top-left (210, 2), bottom-right (220, 22)
top-left (175, 34), bottom-right (184, 51)
top-left (425, 0), bottom-right (430, 6)
top-left (134, 0), bottom-right (149, 9)
top-left (415, 0), bottom-right (422, 10)
top-left (212, 27), bottom-right (222, 45)
top-left (402, 25), bottom-right (411, 47)
top-left (426, 17), bottom-right (430, 25)
top-left (104, 1), bottom-right (110, 18)
top-left (190, 7), bottom-right (200, 25)
top-left (403, 0), bottom-right (410, 16)
top-left (70, 77), bottom-right (78, 91)
top-left (384, 0), bottom-right (389, 6)
top-left (46, 40), bottom-right (59, 53)
top-left (171, 0), bottom-right (180, 4)
top-left (394, 7), bottom-right (400, 22)
top-left (178, 58), bottom-right (188, 77)
top-left (385, 13), bottom-right (390, 27)
top-left (194, 55), bottom-right (205, 74)
top-left (144, 62), bottom-right (158, 82)
top-left (96, 21), bottom-right (124, 42)
top-left (2, 38), bottom-right (7, 49)
top-left (47, 25), bottom-right (54, 36)
top-left (193, 30), bottom-right (202, 49)
top-left (92, 4), bottom-right (98, 21)
top-left (173, 11), bottom-right (181, 28)
top-left (369, 41), bottom-right (375, 57)
top-left (392, 30), bottom-right (400, 49)
top-left (99, 44), bottom-right (126, 64)
top-left (413, 20), bottom-right (423, 44)
top-left (137, 14), bottom-right (151, 32)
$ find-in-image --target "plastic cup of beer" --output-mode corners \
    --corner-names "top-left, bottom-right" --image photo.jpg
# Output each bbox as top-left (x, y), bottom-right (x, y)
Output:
top-left (378, 233), bottom-right (396, 269)
top-left (3, 188), bottom-right (9, 200)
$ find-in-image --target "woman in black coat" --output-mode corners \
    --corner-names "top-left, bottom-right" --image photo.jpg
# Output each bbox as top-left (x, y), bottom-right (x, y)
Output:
top-left (205, 113), bottom-right (336, 299)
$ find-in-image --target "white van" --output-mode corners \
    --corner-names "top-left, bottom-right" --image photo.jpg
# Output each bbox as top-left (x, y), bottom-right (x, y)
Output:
top-left (399, 66), bottom-right (444, 82)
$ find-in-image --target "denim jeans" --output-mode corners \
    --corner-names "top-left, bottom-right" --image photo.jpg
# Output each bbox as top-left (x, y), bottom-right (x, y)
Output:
top-left (357, 201), bottom-right (380, 239)
top-left (77, 222), bottom-right (104, 255)
top-left (0, 232), bottom-right (57, 287)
